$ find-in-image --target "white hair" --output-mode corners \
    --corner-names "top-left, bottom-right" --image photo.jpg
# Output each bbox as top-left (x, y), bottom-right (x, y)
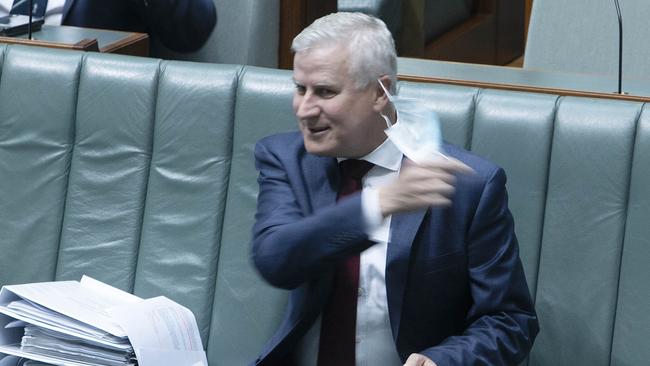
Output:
top-left (292, 12), bottom-right (397, 93)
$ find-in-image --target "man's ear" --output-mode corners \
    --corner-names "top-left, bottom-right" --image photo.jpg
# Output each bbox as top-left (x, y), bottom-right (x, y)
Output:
top-left (373, 75), bottom-right (392, 113)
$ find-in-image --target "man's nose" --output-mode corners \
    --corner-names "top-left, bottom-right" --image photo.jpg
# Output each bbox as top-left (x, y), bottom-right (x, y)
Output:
top-left (295, 94), bottom-right (320, 119)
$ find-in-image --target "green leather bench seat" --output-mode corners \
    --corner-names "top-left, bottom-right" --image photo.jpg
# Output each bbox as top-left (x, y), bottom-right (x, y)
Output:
top-left (0, 44), bottom-right (649, 366)
top-left (524, 0), bottom-right (650, 79)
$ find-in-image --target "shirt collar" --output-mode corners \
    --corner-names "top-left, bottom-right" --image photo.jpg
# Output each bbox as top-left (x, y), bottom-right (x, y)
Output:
top-left (338, 138), bottom-right (402, 172)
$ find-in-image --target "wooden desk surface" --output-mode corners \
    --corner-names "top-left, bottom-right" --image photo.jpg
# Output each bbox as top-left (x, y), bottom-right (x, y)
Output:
top-left (398, 57), bottom-right (650, 102)
top-left (0, 25), bottom-right (149, 56)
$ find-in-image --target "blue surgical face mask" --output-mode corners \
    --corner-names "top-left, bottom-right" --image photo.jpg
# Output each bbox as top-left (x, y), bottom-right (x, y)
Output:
top-left (378, 80), bottom-right (444, 164)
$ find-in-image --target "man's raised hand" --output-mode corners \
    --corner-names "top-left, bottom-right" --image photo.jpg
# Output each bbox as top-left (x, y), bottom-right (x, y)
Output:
top-left (378, 157), bottom-right (473, 217)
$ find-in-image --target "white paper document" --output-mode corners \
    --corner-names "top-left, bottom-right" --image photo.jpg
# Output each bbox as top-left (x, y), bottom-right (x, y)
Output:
top-left (0, 276), bottom-right (207, 366)
top-left (109, 296), bottom-right (208, 366)
top-left (1, 276), bottom-right (141, 338)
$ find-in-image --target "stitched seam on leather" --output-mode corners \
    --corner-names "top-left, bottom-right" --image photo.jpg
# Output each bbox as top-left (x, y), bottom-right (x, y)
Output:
top-left (0, 46), bottom-right (6, 83)
top-left (608, 101), bottom-right (644, 366)
top-left (467, 87), bottom-right (481, 150)
top-left (52, 52), bottom-right (84, 281)
top-left (130, 58), bottom-right (162, 293)
top-left (203, 64), bottom-right (244, 350)
top-left (531, 94), bottom-right (561, 309)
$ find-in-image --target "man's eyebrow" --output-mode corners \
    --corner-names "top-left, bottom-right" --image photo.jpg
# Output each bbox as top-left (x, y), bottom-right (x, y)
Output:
top-left (291, 78), bottom-right (338, 88)
top-left (313, 81), bottom-right (335, 87)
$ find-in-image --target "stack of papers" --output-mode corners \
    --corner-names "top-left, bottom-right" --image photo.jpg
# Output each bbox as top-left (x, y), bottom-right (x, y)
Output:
top-left (0, 276), bottom-right (208, 366)
top-left (21, 325), bottom-right (135, 365)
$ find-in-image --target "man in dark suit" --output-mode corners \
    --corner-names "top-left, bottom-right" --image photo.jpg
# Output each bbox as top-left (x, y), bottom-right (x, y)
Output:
top-left (61, 0), bottom-right (216, 53)
top-left (251, 12), bottom-right (538, 366)
top-left (2, 0), bottom-right (211, 52)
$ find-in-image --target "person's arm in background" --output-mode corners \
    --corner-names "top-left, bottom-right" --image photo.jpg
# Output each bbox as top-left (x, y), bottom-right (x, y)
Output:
top-left (63, 0), bottom-right (216, 53)
top-left (137, 0), bottom-right (216, 53)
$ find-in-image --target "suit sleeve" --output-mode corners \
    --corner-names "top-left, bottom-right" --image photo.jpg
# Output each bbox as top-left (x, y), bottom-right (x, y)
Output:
top-left (138, 0), bottom-right (216, 52)
top-left (251, 141), bottom-right (375, 290)
top-left (421, 168), bottom-right (539, 365)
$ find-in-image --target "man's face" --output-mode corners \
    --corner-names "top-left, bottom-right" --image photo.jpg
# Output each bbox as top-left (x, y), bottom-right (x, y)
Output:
top-left (292, 44), bottom-right (388, 158)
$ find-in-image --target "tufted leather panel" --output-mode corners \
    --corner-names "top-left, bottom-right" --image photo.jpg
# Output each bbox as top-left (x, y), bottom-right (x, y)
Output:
top-left (397, 81), bottom-right (478, 149)
top-left (54, 53), bottom-right (161, 291)
top-left (471, 90), bottom-right (558, 298)
top-left (207, 67), bottom-right (296, 365)
top-left (530, 97), bottom-right (642, 366)
top-left (132, 62), bottom-right (241, 344)
top-left (0, 46), bottom-right (243, 347)
top-left (525, 0), bottom-right (650, 79)
top-left (610, 104), bottom-right (650, 366)
top-left (0, 46), bottom-right (82, 286)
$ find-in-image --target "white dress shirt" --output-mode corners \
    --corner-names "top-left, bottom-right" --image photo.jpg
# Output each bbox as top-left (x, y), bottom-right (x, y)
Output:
top-left (297, 138), bottom-right (404, 366)
top-left (0, 0), bottom-right (65, 24)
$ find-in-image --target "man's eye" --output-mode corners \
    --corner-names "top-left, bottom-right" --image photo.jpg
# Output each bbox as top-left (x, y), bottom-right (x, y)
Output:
top-left (316, 88), bottom-right (336, 98)
top-left (295, 85), bottom-right (306, 94)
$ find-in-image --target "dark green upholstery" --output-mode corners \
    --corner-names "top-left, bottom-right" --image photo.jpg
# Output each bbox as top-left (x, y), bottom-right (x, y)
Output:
top-left (471, 90), bottom-right (558, 298)
top-left (207, 67), bottom-right (295, 364)
top-left (524, 0), bottom-right (650, 79)
top-left (610, 105), bottom-right (650, 366)
top-left (532, 98), bottom-right (640, 366)
top-left (396, 82), bottom-right (477, 149)
top-left (1, 44), bottom-right (649, 366)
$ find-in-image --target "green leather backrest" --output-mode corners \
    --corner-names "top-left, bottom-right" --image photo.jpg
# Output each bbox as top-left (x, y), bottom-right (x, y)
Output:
top-left (525, 0), bottom-right (650, 79)
top-left (531, 98), bottom-right (640, 366)
top-left (610, 104), bottom-right (650, 366)
top-left (397, 82), bottom-right (477, 149)
top-left (1, 44), bottom-right (650, 366)
top-left (0, 46), bottom-right (82, 285)
top-left (471, 90), bottom-right (558, 299)
top-left (0, 45), bottom-right (241, 350)
top-left (207, 67), bottom-right (296, 364)
top-left (55, 53), bottom-right (160, 289)
top-left (131, 60), bottom-right (240, 342)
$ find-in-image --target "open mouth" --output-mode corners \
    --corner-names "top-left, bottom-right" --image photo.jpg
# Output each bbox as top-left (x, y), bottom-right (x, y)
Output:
top-left (308, 126), bottom-right (329, 134)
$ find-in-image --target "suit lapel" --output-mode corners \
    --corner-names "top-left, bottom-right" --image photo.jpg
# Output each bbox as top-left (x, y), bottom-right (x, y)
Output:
top-left (385, 156), bottom-right (431, 342)
top-left (290, 153), bottom-right (338, 329)
top-left (301, 154), bottom-right (338, 215)
top-left (385, 149), bottom-right (454, 343)
top-left (386, 207), bottom-right (427, 341)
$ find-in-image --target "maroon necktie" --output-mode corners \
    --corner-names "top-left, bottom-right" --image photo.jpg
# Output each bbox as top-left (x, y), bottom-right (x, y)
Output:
top-left (317, 159), bottom-right (374, 366)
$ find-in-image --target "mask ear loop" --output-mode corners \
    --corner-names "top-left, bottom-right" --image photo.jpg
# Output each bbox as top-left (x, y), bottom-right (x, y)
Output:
top-left (377, 79), bottom-right (395, 129)
top-left (380, 114), bottom-right (392, 129)
top-left (377, 78), bottom-right (395, 102)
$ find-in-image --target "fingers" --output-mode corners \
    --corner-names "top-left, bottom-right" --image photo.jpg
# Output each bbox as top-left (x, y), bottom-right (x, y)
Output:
top-left (404, 353), bottom-right (437, 366)
top-left (412, 156), bottom-right (475, 175)
top-left (378, 177), bottom-right (455, 216)
top-left (378, 156), bottom-right (474, 216)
